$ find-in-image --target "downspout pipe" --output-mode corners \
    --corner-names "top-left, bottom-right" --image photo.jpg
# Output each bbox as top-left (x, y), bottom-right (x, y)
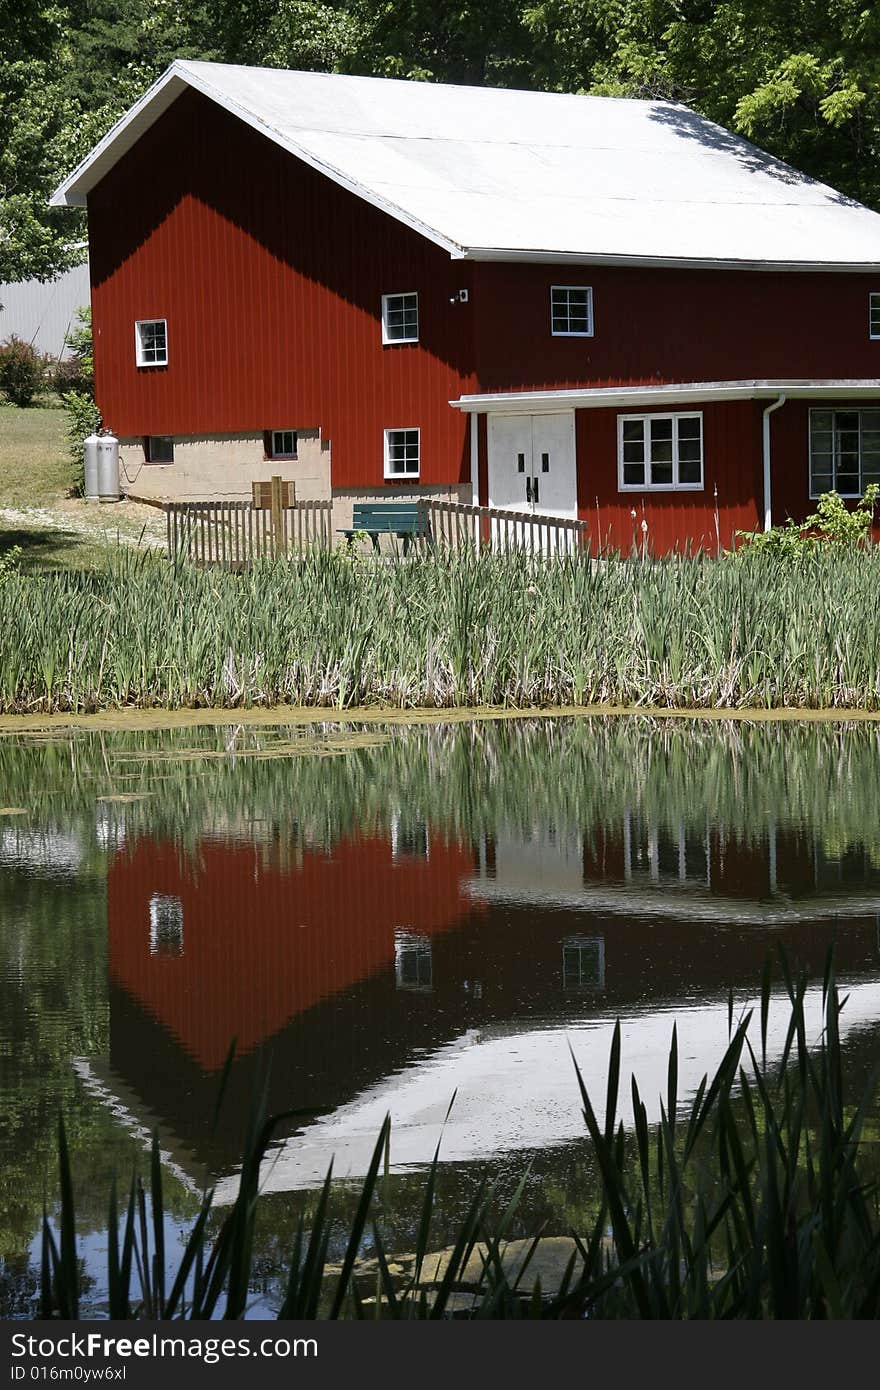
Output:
top-left (762, 394), bottom-right (786, 531)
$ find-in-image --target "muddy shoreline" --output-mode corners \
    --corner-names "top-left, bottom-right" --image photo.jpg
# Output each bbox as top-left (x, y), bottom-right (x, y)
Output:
top-left (2, 702), bottom-right (880, 735)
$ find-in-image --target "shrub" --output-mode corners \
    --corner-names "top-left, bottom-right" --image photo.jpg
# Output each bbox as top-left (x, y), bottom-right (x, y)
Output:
top-left (60, 390), bottom-right (102, 495)
top-left (55, 306), bottom-right (93, 396)
top-left (737, 485), bottom-right (879, 554)
top-left (0, 335), bottom-right (47, 407)
top-left (50, 355), bottom-right (91, 397)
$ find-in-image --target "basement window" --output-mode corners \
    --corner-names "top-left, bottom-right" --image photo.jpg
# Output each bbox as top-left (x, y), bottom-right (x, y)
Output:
top-left (268, 429), bottom-right (297, 459)
top-left (145, 435), bottom-right (174, 464)
top-left (135, 318), bottom-right (168, 367)
top-left (618, 412), bottom-right (703, 491)
top-left (381, 292), bottom-right (419, 344)
top-left (384, 428), bottom-right (420, 479)
top-left (809, 409), bottom-right (880, 498)
top-left (551, 286), bottom-right (594, 337)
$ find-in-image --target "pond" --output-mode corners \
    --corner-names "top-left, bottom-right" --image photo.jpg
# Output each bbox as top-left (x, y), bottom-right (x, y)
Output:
top-left (1, 714), bottom-right (880, 1316)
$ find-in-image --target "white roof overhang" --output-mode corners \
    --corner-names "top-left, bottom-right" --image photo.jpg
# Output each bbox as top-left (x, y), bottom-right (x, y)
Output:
top-left (450, 380), bottom-right (880, 413)
top-left (49, 63), bottom-right (465, 258)
top-left (50, 61), bottom-right (880, 271)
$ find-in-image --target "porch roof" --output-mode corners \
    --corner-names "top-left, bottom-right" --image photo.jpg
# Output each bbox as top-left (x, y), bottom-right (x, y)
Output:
top-left (450, 380), bottom-right (880, 413)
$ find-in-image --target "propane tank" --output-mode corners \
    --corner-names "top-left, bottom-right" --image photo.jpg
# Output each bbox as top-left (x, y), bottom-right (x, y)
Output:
top-left (96, 432), bottom-right (120, 501)
top-left (83, 434), bottom-right (100, 499)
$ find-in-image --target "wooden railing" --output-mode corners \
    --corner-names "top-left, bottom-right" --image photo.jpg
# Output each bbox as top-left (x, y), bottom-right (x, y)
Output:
top-left (420, 499), bottom-right (590, 556)
top-left (165, 499), bottom-right (333, 567)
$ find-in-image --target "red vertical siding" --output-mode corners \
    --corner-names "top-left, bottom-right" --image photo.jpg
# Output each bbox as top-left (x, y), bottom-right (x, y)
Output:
top-left (87, 86), bottom-right (880, 526)
top-left (472, 263), bottom-right (880, 389)
top-left (88, 90), bottom-right (474, 488)
top-left (107, 831), bottom-right (477, 1071)
top-left (575, 400), bottom-right (763, 553)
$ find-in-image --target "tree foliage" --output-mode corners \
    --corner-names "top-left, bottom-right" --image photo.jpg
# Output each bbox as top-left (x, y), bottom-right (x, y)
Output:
top-left (3, 1), bottom-right (880, 283)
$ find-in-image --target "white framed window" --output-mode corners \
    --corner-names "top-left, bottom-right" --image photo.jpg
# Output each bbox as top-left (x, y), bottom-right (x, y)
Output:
top-left (394, 929), bottom-right (433, 992)
top-left (381, 292), bottom-right (419, 344)
top-left (269, 429), bottom-right (297, 459)
top-left (562, 936), bottom-right (605, 991)
top-left (618, 412), bottom-right (703, 491)
top-left (870, 293), bottom-right (880, 339)
top-left (391, 811), bottom-right (429, 861)
top-left (145, 435), bottom-right (174, 464)
top-left (809, 408), bottom-right (880, 498)
top-left (135, 318), bottom-right (168, 367)
top-left (551, 285), bottom-right (593, 337)
top-left (384, 427), bottom-right (420, 479)
top-left (149, 893), bottom-right (184, 956)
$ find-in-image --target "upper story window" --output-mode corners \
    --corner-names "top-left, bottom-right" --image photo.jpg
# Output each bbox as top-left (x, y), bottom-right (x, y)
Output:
top-left (149, 893), bottom-right (184, 956)
top-left (268, 430), bottom-right (297, 459)
top-left (145, 435), bottom-right (174, 464)
top-left (870, 294), bottom-right (880, 339)
top-left (135, 318), bottom-right (168, 367)
top-left (809, 409), bottom-right (880, 498)
top-left (384, 427), bottom-right (420, 479)
top-left (381, 292), bottom-right (419, 344)
top-left (618, 412), bottom-right (703, 491)
top-left (551, 285), bottom-right (593, 337)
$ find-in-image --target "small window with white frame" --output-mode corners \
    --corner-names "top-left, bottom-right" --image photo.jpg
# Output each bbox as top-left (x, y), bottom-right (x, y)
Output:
top-left (384, 427), bottom-right (420, 479)
top-left (870, 293), bottom-right (880, 339)
top-left (149, 893), bottom-right (184, 956)
top-left (135, 318), bottom-right (168, 367)
top-left (381, 292), bottom-right (419, 344)
top-left (551, 286), bottom-right (594, 337)
top-left (394, 929), bottom-right (433, 992)
top-left (562, 935), bottom-right (605, 991)
top-left (618, 412), bottom-right (704, 491)
top-left (268, 429), bottom-right (297, 459)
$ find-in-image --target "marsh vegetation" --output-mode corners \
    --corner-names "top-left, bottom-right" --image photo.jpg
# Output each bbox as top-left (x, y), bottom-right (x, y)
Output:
top-left (2, 545), bottom-right (880, 712)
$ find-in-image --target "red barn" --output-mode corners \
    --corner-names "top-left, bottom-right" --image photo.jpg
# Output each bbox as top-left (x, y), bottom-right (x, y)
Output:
top-left (52, 62), bottom-right (880, 552)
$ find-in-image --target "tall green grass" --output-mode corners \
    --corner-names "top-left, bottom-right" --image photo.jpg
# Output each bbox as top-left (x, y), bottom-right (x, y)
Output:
top-left (38, 953), bottom-right (880, 1318)
top-left (3, 545), bottom-right (880, 710)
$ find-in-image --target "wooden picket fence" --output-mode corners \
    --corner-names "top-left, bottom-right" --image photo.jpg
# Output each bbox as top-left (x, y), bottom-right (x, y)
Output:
top-left (165, 497), bottom-right (589, 567)
top-left (421, 499), bottom-right (590, 556)
top-left (165, 499), bottom-right (333, 567)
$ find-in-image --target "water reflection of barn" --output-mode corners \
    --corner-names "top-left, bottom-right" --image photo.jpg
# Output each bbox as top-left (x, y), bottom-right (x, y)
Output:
top-left (100, 815), bottom-right (880, 1179)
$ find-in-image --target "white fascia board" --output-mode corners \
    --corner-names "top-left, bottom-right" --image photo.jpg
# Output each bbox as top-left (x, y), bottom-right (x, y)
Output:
top-left (463, 248), bottom-right (880, 272)
top-left (49, 62), bottom-right (465, 260)
top-left (450, 381), bottom-right (880, 413)
top-left (50, 67), bottom-right (188, 207)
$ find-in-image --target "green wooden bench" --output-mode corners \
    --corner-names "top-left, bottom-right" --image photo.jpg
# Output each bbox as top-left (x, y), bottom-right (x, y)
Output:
top-left (339, 501), bottom-right (433, 554)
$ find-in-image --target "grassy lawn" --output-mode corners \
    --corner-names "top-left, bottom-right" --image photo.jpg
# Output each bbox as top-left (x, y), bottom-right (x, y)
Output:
top-left (0, 403), bottom-right (163, 571)
top-left (0, 401), bottom-right (76, 506)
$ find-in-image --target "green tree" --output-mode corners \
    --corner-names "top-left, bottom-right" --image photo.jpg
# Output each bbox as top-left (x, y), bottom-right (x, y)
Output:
top-left (525, 1), bottom-right (880, 206)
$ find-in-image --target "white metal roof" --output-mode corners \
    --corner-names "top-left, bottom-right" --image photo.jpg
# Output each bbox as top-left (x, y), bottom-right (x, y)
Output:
top-left (51, 60), bottom-right (880, 270)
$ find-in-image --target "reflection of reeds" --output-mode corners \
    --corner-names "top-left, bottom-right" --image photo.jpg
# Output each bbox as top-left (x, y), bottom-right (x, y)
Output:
top-left (4, 716), bottom-right (880, 864)
top-left (2, 545), bottom-right (880, 711)
top-left (39, 954), bottom-right (880, 1318)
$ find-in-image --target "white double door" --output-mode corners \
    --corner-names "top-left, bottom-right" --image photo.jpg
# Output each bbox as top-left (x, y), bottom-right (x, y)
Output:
top-left (487, 411), bottom-right (578, 522)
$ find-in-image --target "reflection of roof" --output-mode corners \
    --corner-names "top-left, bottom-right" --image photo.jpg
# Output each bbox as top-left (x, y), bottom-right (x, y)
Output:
top-left (108, 832), bottom-right (476, 1070)
top-left (468, 877), bottom-right (880, 924)
top-left (51, 61), bottom-right (880, 269)
top-left (212, 977), bottom-right (880, 1201)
